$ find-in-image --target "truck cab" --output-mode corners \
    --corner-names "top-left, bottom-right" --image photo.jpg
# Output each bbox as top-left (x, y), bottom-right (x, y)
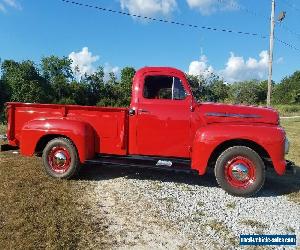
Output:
top-left (129, 67), bottom-right (194, 158)
top-left (1, 67), bottom-right (293, 197)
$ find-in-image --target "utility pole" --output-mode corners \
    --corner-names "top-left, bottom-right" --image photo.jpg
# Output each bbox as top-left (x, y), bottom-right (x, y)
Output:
top-left (267, 0), bottom-right (275, 107)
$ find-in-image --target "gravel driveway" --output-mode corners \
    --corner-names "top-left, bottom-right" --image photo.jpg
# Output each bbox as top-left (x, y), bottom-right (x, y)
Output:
top-left (80, 166), bottom-right (300, 249)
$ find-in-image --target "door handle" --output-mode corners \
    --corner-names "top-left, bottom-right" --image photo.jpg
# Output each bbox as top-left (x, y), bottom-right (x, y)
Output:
top-left (138, 109), bottom-right (150, 114)
top-left (129, 109), bottom-right (136, 116)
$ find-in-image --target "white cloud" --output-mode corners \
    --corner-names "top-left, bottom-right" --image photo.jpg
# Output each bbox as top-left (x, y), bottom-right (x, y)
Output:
top-left (187, 50), bottom-right (280, 83)
top-left (103, 63), bottom-right (120, 81)
top-left (2, 0), bottom-right (22, 10)
top-left (276, 57), bottom-right (284, 64)
top-left (120, 0), bottom-right (177, 17)
top-left (186, 0), bottom-right (238, 15)
top-left (0, 3), bottom-right (6, 12)
top-left (219, 50), bottom-right (269, 82)
top-left (69, 47), bottom-right (100, 78)
top-left (188, 55), bottom-right (214, 78)
top-left (68, 47), bottom-right (120, 81)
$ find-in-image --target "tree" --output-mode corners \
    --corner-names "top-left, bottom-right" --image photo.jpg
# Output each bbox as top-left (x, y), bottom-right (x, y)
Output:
top-left (0, 79), bottom-right (9, 106)
top-left (119, 67), bottom-right (136, 106)
top-left (209, 79), bottom-right (229, 102)
top-left (69, 81), bottom-right (88, 105)
top-left (186, 74), bottom-right (206, 101)
top-left (273, 71), bottom-right (300, 104)
top-left (186, 73), bottom-right (228, 102)
top-left (0, 79), bottom-right (9, 122)
top-left (1, 59), bottom-right (50, 103)
top-left (82, 67), bottom-right (105, 106)
top-left (41, 56), bottom-right (73, 102)
top-left (227, 80), bottom-right (268, 105)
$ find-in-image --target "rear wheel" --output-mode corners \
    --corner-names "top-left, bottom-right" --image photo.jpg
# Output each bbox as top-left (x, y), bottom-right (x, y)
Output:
top-left (214, 146), bottom-right (265, 197)
top-left (42, 137), bottom-right (80, 179)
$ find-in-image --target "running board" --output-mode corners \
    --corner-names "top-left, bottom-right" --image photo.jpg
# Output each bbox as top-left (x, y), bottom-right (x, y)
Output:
top-left (85, 154), bottom-right (196, 173)
top-left (0, 144), bottom-right (19, 152)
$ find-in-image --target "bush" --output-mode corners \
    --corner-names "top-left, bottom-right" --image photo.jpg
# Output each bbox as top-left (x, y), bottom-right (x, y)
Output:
top-left (273, 71), bottom-right (300, 104)
top-left (227, 80), bottom-right (267, 105)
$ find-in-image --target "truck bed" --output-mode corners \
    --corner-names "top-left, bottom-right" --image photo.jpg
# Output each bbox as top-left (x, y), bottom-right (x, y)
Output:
top-left (6, 102), bottom-right (129, 155)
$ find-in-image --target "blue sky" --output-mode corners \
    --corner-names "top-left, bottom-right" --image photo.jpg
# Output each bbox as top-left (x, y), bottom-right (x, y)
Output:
top-left (0, 0), bottom-right (299, 82)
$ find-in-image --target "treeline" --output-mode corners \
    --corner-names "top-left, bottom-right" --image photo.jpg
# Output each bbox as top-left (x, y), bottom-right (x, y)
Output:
top-left (0, 56), bottom-right (300, 122)
top-left (188, 72), bottom-right (300, 105)
top-left (0, 56), bottom-right (135, 121)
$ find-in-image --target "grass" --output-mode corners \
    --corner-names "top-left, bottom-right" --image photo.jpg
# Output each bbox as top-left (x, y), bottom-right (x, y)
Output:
top-left (0, 124), bottom-right (6, 135)
top-left (274, 104), bottom-right (300, 117)
top-left (226, 202), bottom-right (236, 209)
top-left (0, 125), bottom-right (110, 249)
top-left (205, 219), bottom-right (237, 246)
top-left (240, 219), bottom-right (268, 229)
top-left (281, 118), bottom-right (300, 166)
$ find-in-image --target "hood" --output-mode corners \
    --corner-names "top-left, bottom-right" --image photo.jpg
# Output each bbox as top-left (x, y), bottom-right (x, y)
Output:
top-left (199, 102), bottom-right (279, 125)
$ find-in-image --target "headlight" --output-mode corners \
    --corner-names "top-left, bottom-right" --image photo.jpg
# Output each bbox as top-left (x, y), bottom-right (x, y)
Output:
top-left (284, 137), bottom-right (290, 155)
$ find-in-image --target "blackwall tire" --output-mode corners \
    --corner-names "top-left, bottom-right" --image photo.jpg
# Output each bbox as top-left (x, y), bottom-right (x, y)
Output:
top-left (42, 137), bottom-right (80, 179)
top-left (214, 146), bottom-right (265, 197)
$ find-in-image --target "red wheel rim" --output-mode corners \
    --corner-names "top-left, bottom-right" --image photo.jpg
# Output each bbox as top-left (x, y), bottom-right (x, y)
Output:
top-left (224, 156), bottom-right (256, 189)
top-left (48, 146), bottom-right (71, 174)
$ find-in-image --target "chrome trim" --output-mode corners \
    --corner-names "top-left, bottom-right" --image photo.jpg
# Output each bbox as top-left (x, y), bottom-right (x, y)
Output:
top-left (54, 152), bottom-right (67, 166)
top-left (231, 163), bottom-right (249, 181)
top-left (284, 137), bottom-right (290, 155)
top-left (156, 160), bottom-right (173, 167)
top-left (205, 112), bottom-right (262, 118)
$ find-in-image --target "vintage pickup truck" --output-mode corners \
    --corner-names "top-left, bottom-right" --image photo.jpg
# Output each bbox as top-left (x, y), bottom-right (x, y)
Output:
top-left (1, 67), bottom-right (294, 196)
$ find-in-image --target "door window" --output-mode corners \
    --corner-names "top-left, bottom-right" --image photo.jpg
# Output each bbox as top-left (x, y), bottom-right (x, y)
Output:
top-left (143, 75), bottom-right (187, 100)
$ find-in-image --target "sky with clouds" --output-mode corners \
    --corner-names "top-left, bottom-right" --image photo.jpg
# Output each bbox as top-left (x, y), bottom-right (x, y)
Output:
top-left (0, 0), bottom-right (299, 83)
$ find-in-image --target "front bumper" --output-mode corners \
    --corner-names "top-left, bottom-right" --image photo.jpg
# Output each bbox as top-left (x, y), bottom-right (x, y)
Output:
top-left (284, 137), bottom-right (290, 155)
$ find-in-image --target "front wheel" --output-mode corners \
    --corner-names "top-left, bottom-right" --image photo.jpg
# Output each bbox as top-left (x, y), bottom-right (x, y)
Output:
top-left (42, 137), bottom-right (80, 179)
top-left (214, 146), bottom-right (265, 197)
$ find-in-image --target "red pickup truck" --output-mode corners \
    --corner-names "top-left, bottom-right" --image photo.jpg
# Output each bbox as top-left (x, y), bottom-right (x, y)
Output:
top-left (1, 67), bottom-right (293, 196)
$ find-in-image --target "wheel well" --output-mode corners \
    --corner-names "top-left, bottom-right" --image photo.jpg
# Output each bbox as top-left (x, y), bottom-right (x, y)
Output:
top-left (207, 139), bottom-right (272, 168)
top-left (35, 134), bottom-right (73, 156)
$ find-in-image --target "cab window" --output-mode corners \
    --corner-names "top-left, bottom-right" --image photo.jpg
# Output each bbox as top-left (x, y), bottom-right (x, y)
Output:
top-left (143, 75), bottom-right (187, 100)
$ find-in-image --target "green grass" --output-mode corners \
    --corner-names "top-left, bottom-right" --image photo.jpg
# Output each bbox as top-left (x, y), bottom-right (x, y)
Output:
top-left (274, 104), bottom-right (300, 117)
top-left (0, 130), bottom-right (110, 249)
top-left (281, 118), bottom-right (300, 166)
top-left (240, 219), bottom-right (268, 229)
top-left (205, 219), bottom-right (237, 246)
top-left (0, 124), bottom-right (5, 135)
top-left (226, 202), bottom-right (236, 209)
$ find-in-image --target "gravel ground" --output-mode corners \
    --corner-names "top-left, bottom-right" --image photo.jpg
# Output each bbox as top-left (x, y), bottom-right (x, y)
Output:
top-left (80, 166), bottom-right (300, 250)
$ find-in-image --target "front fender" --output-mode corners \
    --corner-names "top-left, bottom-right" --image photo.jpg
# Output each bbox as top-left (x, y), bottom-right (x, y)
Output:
top-left (20, 119), bottom-right (95, 163)
top-left (191, 124), bottom-right (286, 175)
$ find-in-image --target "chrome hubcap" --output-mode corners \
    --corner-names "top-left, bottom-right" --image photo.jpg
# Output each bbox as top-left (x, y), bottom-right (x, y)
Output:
top-left (53, 152), bottom-right (67, 167)
top-left (231, 163), bottom-right (249, 181)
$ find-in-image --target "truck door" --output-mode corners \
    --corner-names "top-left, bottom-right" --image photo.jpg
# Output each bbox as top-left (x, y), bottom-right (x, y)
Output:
top-left (134, 74), bottom-right (192, 158)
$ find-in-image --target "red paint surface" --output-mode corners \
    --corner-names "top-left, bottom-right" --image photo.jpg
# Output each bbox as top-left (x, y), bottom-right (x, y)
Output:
top-left (5, 67), bottom-right (287, 175)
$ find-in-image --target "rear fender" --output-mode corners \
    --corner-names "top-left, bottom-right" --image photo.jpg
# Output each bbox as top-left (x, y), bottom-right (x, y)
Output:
top-left (191, 124), bottom-right (286, 175)
top-left (20, 119), bottom-right (95, 163)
